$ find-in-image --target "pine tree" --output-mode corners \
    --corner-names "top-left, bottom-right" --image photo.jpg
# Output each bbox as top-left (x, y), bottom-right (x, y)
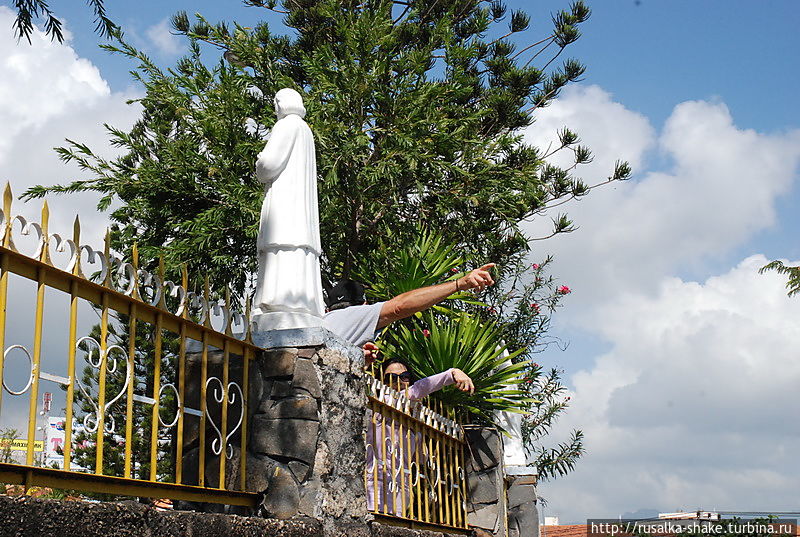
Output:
top-left (24, 0), bottom-right (629, 480)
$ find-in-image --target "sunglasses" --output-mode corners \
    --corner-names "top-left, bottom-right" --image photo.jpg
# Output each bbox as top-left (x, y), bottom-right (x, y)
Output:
top-left (384, 372), bottom-right (412, 383)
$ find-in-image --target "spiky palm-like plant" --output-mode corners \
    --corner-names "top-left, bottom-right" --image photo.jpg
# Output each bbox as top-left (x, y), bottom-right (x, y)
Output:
top-left (379, 313), bottom-right (532, 425)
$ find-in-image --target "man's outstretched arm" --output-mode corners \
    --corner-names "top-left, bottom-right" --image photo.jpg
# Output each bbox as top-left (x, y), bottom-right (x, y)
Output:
top-left (377, 263), bottom-right (496, 329)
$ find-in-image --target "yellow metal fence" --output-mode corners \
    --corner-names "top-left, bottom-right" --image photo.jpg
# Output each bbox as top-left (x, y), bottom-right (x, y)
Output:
top-left (365, 367), bottom-right (469, 532)
top-left (0, 184), bottom-right (259, 506)
top-left (0, 183), bottom-right (472, 528)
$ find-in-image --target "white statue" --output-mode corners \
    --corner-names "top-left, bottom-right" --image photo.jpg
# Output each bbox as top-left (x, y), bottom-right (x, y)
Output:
top-left (251, 88), bottom-right (325, 331)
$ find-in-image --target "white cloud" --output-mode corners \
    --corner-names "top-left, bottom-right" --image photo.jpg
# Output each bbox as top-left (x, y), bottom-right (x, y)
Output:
top-left (540, 256), bottom-right (800, 521)
top-left (0, 6), bottom-right (141, 249)
top-left (521, 85), bottom-right (800, 521)
top-left (145, 18), bottom-right (185, 57)
top-left (522, 85), bottom-right (800, 320)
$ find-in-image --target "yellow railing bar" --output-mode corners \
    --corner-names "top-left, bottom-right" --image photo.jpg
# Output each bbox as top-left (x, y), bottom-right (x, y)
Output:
top-left (26, 201), bottom-right (50, 467)
top-left (198, 330), bottom-right (208, 487)
top-left (0, 185), bottom-right (12, 419)
top-left (218, 338), bottom-right (230, 489)
top-left (123, 302), bottom-right (136, 478)
top-left (94, 231), bottom-right (111, 475)
top-left (123, 243), bottom-right (139, 479)
top-left (63, 217), bottom-right (81, 472)
top-left (148, 310), bottom-right (163, 481)
top-left (0, 255), bottom-right (8, 419)
top-left (398, 388), bottom-right (408, 518)
top-left (0, 462), bottom-right (260, 507)
top-left (175, 265), bottom-right (189, 485)
top-left (239, 345), bottom-right (250, 491)
top-left (148, 257), bottom-right (166, 482)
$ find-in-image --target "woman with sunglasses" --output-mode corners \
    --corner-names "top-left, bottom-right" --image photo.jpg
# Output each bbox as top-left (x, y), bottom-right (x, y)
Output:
top-left (367, 357), bottom-right (474, 516)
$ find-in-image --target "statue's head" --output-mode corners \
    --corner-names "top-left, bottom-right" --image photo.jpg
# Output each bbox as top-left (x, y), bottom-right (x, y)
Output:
top-left (274, 88), bottom-right (306, 119)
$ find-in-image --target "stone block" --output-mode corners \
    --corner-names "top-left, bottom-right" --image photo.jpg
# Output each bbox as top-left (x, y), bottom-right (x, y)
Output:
top-left (248, 362), bottom-right (264, 412)
top-left (246, 453), bottom-right (276, 493)
top-left (468, 469), bottom-right (500, 504)
top-left (250, 416), bottom-right (320, 464)
top-left (297, 347), bottom-right (318, 358)
top-left (469, 502), bottom-right (501, 533)
top-left (316, 347), bottom-right (357, 375)
top-left (271, 380), bottom-right (296, 398)
top-left (298, 476), bottom-right (321, 518)
top-left (465, 426), bottom-right (503, 471)
top-left (203, 446), bottom-right (242, 491)
top-left (261, 348), bottom-right (298, 378)
top-left (508, 501), bottom-right (539, 537)
top-left (259, 396), bottom-right (319, 420)
top-left (260, 465), bottom-right (300, 519)
top-left (293, 357), bottom-right (322, 398)
top-left (289, 460), bottom-right (311, 482)
top-left (507, 482), bottom-right (537, 509)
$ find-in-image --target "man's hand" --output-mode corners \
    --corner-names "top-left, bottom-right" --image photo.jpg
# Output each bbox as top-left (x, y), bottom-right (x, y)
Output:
top-left (377, 261), bottom-right (497, 329)
top-left (457, 263), bottom-right (496, 292)
top-left (362, 341), bottom-right (380, 367)
top-left (451, 368), bottom-right (475, 394)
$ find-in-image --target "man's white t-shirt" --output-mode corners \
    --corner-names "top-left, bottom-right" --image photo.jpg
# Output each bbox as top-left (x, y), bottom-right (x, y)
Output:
top-left (323, 302), bottom-right (385, 347)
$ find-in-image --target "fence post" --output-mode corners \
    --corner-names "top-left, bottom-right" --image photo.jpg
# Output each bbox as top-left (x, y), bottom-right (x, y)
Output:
top-left (249, 328), bottom-right (369, 534)
top-left (465, 425), bottom-right (508, 537)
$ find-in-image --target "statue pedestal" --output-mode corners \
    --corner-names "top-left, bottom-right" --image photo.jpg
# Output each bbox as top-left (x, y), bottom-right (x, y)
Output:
top-left (251, 311), bottom-right (323, 332)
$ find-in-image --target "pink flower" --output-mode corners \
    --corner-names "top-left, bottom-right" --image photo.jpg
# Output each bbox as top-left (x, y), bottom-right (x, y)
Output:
top-left (530, 303), bottom-right (540, 312)
top-left (422, 329), bottom-right (431, 337)
top-left (558, 285), bottom-right (571, 295)
top-left (487, 306), bottom-right (497, 314)
top-left (531, 263), bottom-right (540, 270)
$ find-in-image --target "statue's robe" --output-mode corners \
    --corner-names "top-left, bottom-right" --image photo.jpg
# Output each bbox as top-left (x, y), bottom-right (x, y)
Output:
top-left (253, 93), bottom-right (324, 328)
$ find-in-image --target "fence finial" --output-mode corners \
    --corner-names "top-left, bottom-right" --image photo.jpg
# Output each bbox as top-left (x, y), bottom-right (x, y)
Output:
top-left (40, 200), bottom-right (51, 265)
top-left (103, 229), bottom-right (111, 287)
top-left (2, 183), bottom-right (11, 248)
top-left (72, 216), bottom-right (82, 276)
top-left (181, 264), bottom-right (189, 319)
top-left (224, 287), bottom-right (233, 336)
top-left (203, 276), bottom-right (212, 328)
top-left (244, 295), bottom-right (253, 343)
top-left (157, 255), bottom-right (167, 309)
top-left (131, 243), bottom-right (140, 300)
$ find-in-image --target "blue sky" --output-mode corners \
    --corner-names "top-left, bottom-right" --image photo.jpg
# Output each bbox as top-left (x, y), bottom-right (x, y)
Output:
top-left (1, 0), bottom-right (799, 524)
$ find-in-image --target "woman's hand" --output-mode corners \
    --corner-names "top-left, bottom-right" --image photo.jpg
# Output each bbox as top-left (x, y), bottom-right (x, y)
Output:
top-left (451, 368), bottom-right (475, 394)
top-left (362, 341), bottom-right (380, 367)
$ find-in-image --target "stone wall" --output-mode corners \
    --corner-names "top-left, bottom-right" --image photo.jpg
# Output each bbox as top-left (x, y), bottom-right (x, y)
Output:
top-left (180, 329), bottom-right (368, 534)
top-left (506, 474), bottom-right (539, 537)
top-left (0, 495), bottom-right (467, 537)
top-left (464, 426), bottom-right (507, 537)
top-left (464, 427), bottom-right (540, 537)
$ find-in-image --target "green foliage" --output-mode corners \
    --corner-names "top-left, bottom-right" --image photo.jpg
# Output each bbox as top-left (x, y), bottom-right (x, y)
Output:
top-left (381, 313), bottom-right (531, 424)
top-left (759, 260), bottom-right (800, 297)
top-left (522, 366), bottom-right (584, 480)
top-left (364, 230), bottom-right (583, 477)
top-left (10, 0), bottom-right (116, 44)
top-left (23, 0), bottom-right (628, 295)
top-left (21, 0), bottom-right (624, 483)
top-left (357, 228), bottom-right (481, 315)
